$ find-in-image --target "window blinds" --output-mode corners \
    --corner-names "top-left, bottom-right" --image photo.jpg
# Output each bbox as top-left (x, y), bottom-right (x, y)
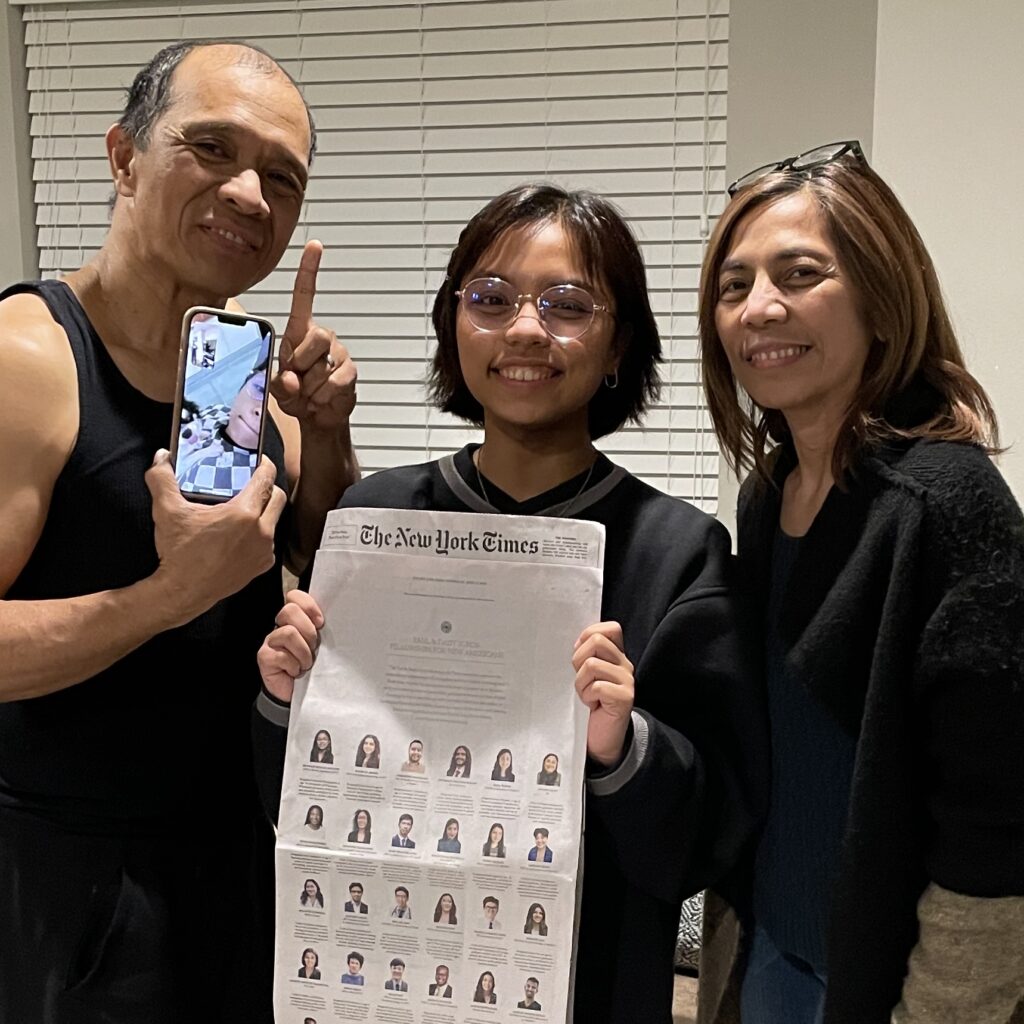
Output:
top-left (22, 0), bottom-right (728, 509)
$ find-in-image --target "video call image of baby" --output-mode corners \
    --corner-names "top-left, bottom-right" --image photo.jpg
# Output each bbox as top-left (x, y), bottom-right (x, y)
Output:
top-left (174, 313), bottom-right (272, 499)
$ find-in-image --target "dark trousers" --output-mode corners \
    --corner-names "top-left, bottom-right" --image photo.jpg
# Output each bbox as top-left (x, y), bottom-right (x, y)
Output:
top-left (0, 808), bottom-right (275, 1024)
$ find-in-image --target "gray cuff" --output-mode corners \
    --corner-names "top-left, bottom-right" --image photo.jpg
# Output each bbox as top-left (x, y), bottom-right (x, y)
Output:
top-left (586, 711), bottom-right (649, 797)
top-left (256, 688), bottom-right (291, 728)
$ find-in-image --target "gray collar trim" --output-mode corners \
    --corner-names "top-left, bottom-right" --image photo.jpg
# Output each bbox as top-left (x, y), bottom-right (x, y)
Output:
top-left (438, 453), bottom-right (627, 517)
top-left (440, 453), bottom-right (493, 511)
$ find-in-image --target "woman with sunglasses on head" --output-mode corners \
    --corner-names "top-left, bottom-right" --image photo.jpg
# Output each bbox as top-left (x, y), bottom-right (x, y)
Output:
top-left (253, 183), bottom-right (766, 1022)
top-left (697, 143), bottom-right (1024, 1024)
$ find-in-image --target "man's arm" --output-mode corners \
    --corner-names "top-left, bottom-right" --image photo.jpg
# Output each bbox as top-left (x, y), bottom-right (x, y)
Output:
top-left (269, 396), bottom-right (358, 574)
top-left (261, 242), bottom-right (360, 574)
top-left (0, 295), bottom-right (164, 699)
top-left (0, 295), bottom-right (288, 702)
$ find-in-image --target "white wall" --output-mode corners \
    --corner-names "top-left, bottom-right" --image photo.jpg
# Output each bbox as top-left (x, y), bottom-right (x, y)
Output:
top-left (873, 0), bottom-right (1024, 500)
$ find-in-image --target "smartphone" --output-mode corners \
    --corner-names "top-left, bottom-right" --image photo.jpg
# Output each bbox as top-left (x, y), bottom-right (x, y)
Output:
top-left (169, 306), bottom-right (275, 503)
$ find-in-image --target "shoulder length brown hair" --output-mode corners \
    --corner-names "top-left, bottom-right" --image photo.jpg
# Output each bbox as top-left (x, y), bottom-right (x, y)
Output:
top-left (699, 156), bottom-right (999, 483)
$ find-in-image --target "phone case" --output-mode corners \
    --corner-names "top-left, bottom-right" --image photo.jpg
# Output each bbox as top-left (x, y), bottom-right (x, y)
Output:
top-left (169, 306), bottom-right (276, 504)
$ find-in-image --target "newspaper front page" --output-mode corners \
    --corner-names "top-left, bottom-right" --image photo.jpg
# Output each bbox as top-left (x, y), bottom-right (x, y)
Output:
top-left (275, 508), bottom-right (605, 1024)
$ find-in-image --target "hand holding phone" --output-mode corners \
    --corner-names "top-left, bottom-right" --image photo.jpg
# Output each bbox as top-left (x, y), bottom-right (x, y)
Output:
top-left (145, 450), bottom-right (287, 627)
top-left (169, 307), bottom-right (275, 503)
top-left (272, 240), bottom-right (357, 431)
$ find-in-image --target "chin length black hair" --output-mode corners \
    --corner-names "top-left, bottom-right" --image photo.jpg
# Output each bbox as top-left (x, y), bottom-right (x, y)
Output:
top-left (428, 183), bottom-right (662, 440)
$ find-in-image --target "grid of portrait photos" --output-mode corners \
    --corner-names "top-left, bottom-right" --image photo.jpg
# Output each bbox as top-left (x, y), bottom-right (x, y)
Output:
top-left (282, 730), bottom-right (569, 1020)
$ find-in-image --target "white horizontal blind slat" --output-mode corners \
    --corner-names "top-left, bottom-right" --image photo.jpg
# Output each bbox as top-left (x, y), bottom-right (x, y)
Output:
top-left (20, 0), bottom-right (729, 25)
top-left (24, 0), bottom-right (725, 508)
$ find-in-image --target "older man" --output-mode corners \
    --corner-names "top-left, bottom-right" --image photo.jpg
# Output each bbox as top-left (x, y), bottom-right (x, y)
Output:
top-left (0, 40), bottom-right (357, 1022)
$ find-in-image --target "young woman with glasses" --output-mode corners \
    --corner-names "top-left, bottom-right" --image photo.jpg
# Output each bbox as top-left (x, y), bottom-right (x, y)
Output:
top-left (253, 183), bottom-right (766, 1022)
top-left (698, 143), bottom-right (1024, 1024)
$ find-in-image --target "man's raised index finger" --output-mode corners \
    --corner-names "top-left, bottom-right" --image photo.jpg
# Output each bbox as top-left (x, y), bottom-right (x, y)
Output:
top-left (283, 239), bottom-right (323, 348)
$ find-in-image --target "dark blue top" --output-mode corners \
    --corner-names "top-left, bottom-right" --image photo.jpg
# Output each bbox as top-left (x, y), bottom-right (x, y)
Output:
top-left (752, 528), bottom-right (857, 972)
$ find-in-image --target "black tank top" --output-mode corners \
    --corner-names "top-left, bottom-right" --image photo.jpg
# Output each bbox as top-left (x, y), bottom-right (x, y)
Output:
top-left (0, 280), bottom-right (289, 834)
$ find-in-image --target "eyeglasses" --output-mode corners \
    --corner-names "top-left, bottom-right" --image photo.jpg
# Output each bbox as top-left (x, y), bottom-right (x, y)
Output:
top-left (456, 277), bottom-right (611, 342)
top-left (727, 140), bottom-right (866, 197)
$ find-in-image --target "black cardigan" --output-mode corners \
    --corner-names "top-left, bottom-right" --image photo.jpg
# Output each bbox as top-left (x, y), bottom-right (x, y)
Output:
top-left (702, 438), bottom-right (1024, 1024)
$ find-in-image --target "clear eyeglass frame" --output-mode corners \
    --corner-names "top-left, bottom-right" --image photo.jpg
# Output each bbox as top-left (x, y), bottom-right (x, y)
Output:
top-left (455, 277), bottom-right (611, 342)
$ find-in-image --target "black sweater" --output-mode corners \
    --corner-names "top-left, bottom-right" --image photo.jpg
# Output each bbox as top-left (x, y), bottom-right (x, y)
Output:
top-left (701, 438), bottom-right (1024, 1024)
top-left (254, 445), bottom-right (767, 1023)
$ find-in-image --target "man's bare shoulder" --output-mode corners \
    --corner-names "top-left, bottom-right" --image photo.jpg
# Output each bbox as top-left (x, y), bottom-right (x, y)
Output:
top-left (0, 290), bottom-right (78, 446)
top-left (0, 290), bottom-right (73, 353)
top-left (0, 291), bottom-right (78, 399)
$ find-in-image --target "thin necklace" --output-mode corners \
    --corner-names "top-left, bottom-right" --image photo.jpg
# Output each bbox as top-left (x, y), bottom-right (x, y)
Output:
top-left (474, 447), bottom-right (598, 518)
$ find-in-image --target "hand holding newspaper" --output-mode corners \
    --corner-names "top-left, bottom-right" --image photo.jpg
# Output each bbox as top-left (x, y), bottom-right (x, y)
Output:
top-left (275, 507), bottom-right (605, 1024)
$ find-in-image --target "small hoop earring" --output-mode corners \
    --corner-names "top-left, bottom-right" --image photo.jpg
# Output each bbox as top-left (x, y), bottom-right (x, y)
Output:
top-left (604, 371), bottom-right (619, 390)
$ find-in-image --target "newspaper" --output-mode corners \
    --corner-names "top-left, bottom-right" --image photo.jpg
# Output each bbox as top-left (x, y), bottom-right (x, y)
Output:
top-left (275, 507), bottom-right (605, 1024)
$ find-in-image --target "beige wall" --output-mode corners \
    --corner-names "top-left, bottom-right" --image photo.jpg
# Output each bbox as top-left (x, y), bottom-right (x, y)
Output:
top-left (873, 0), bottom-right (1024, 500)
top-left (0, 3), bottom-right (37, 282)
top-left (718, 0), bottom-right (1023, 533)
top-left (717, 0), bottom-right (879, 534)
top-left (726, 0), bottom-right (879, 185)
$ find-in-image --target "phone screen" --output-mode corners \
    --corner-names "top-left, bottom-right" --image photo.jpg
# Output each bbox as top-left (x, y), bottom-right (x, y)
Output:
top-left (171, 308), bottom-right (274, 502)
